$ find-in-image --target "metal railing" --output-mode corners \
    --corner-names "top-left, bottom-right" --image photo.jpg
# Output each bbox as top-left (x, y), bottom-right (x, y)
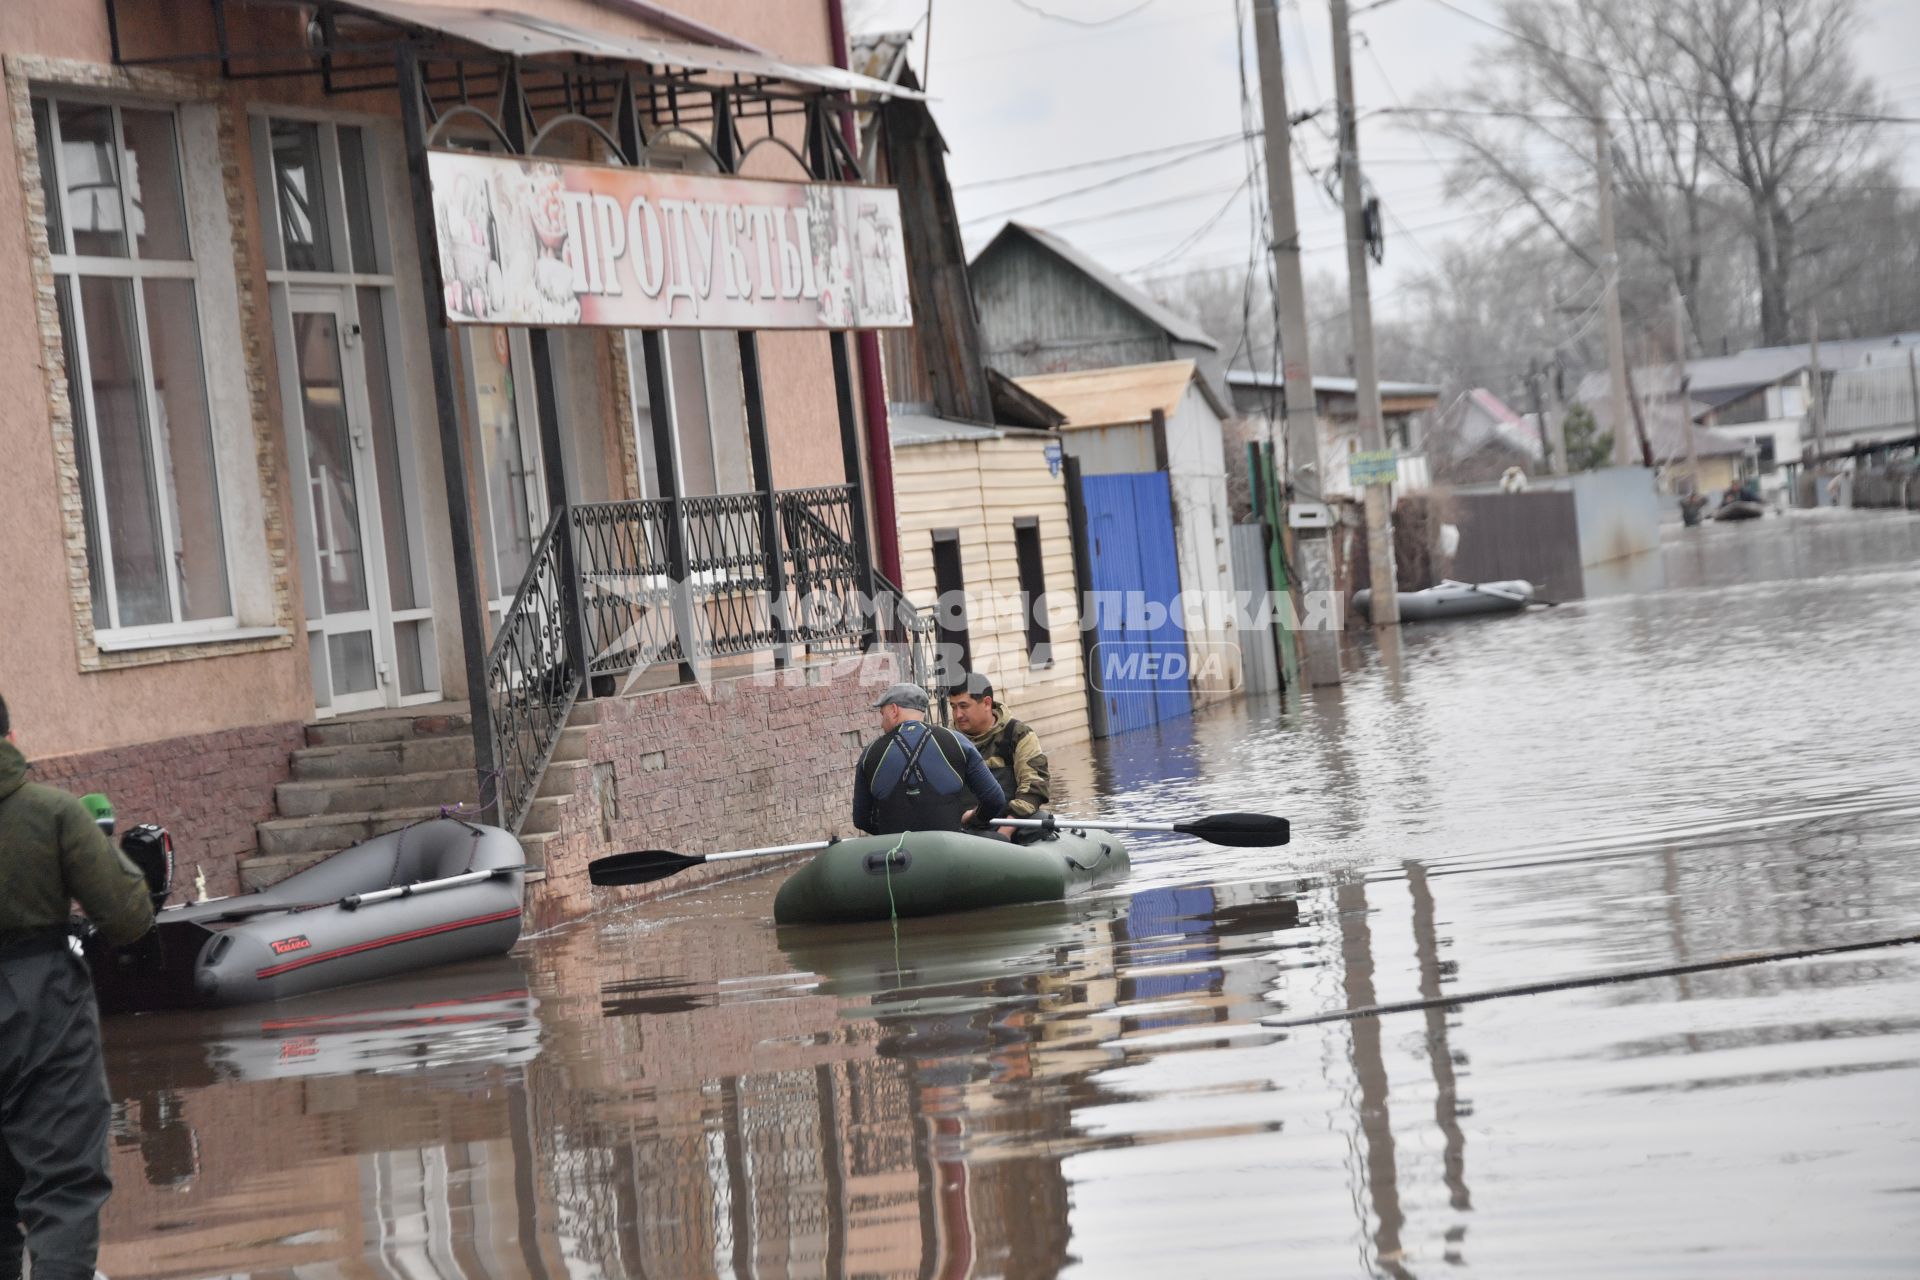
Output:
top-left (488, 484), bottom-right (925, 829)
top-left (483, 506), bottom-right (583, 834)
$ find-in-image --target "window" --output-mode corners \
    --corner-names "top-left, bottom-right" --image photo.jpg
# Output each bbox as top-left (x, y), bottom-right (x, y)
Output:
top-left (35, 93), bottom-right (230, 634)
top-left (1013, 516), bottom-right (1053, 667)
top-left (930, 528), bottom-right (971, 685)
top-left (626, 330), bottom-right (752, 497)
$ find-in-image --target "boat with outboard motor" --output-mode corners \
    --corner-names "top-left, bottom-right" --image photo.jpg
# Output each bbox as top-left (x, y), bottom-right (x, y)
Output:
top-left (83, 817), bottom-right (526, 1012)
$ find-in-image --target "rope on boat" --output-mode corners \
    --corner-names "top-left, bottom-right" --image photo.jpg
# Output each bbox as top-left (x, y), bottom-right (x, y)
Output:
top-left (1261, 930), bottom-right (1920, 1029)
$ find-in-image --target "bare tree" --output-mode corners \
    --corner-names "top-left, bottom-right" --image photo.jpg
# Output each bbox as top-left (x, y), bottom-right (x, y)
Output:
top-left (1660, 0), bottom-right (1890, 344)
top-left (1420, 0), bottom-right (1890, 347)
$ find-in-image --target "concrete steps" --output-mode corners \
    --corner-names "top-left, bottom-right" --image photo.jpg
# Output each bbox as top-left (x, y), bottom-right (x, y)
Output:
top-left (242, 703), bottom-right (578, 890)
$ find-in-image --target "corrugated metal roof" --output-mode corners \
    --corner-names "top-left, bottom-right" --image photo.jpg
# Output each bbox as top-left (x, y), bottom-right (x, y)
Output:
top-left (341, 1), bottom-right (925, 99)
top-left (1227, 369), bottom-right (1442, 397)
top-left (974, 223), bottom-right (1219, 350)
top-left (1014, 360), bottom-right (1222, 430)
top-left (1826, 363), bottom-right (1920, 437)
top-left (1575, 332), bottom-right (1920, 404)
top-left (890, 413), bottom-right (1008, 447)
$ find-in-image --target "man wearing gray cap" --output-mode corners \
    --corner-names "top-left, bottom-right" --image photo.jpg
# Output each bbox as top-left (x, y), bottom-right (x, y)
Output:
top-left (852, 684), bottom-right (1006, 836)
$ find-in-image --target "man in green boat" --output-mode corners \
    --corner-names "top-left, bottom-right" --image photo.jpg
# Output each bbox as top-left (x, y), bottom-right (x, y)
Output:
top-left (852, 684), bottom-right (1005, 836)
top-left (0, 694), bottom-right (155, 1280)
top-left (948, 673), bottom-right (1051, 839)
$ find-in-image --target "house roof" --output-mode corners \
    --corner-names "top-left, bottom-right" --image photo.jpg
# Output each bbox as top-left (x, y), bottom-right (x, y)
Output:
top-left (1014, 359), bottom-right (1226, 429)
top-left (1443, 388), bottom-right (1543, 456)
top-left (972, 223), bottom-right (1219, 351)
top-left (987, 367), bottom-right (1066, 430)
top-left (1825, 363), bottom-right (1920, 437)
top-left (1227, 369), bottom-right (1442, 398)
top-left (1574, 331), bottom-right (1920, 406)
top-left (890, 412), bottom-right (1057, 448)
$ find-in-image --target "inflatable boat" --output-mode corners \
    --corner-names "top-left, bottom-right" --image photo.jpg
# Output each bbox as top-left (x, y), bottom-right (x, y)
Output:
top-left (1713, 498), bottom-right (1766, 521)
top-left (1353, 578), bottom-right (1536, 623)
top-left (772, 827), bottom-right (1131, 926)
top-left (85, 818), bottom-right (526, 1013)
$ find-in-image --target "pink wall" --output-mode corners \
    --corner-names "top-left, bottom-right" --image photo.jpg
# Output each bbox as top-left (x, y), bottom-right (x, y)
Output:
top-left (0, 0), bottom-right (868, 762)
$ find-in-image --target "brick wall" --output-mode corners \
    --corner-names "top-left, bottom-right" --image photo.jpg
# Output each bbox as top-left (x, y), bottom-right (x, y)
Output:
top-left (30, 721), bottom-right (304, 899)
top-left (529, 658), bottom-right (885, 922)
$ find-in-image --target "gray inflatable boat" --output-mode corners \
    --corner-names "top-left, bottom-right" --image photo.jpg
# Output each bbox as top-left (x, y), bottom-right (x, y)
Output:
top-left (1353, 578), bottom-right (1536, 622)
top-left (86, 818), bottom-right (525, 1013)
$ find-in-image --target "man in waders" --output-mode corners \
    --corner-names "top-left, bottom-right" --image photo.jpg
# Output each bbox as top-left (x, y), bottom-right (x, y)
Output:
top-left (0, 694), bottom-right (155, 1280)
top-left (852, 684), bottom-right (1005, 836)
top-left (947, 673), bottom-right (1051, 838)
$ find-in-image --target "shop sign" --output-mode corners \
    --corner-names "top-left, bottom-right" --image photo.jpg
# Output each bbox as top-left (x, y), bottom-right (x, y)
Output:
top-left (429, 149), bottom-right (913, 330)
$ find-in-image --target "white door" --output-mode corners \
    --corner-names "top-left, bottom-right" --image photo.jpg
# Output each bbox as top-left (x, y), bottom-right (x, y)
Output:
top-left (287, 289), bottom-right (395, 713)
top-left (464, 326), bottom-right (549, 622)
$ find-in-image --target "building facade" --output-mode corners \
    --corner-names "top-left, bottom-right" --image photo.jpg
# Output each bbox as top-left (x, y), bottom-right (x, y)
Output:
top-left (0, 0), bottom-right (925, 904)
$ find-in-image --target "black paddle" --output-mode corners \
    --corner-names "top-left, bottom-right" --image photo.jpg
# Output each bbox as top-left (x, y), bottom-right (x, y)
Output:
top-left (585, 811), bottom-right (1292, 888)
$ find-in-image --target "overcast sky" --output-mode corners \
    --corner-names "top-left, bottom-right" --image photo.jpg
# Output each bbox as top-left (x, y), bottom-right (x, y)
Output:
top-left (852, 0), bottom-right (1920, 333)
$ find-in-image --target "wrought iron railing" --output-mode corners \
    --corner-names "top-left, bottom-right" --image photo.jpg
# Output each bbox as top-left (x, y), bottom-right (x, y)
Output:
top-left (778, 485), bottom-right (868, 649)
top-left (487, 484), bottom-right (902, 827)
top-left (483, 506), bottom-right (582, 833)
top-left (573, 498), bottom-right (678, 673)
top-left (684, 492), bottom-right (780, 656)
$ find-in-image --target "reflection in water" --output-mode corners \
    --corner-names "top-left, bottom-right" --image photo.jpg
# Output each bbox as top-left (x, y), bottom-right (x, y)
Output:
top-left (96, 511), bottom-right (1920, 1277)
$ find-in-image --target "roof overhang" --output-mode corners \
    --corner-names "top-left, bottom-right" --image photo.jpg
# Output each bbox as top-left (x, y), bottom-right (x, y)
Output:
top-left (107, 0), bottom-right (924, 101)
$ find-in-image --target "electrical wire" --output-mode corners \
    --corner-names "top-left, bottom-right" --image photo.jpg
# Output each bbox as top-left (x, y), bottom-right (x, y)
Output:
top-left (1009, 0), bottom-right (1160, 27)
top-left (1039, 178), bottom-right (1250, 230)
top-left (960, 134), bottom-right (1249, 225)
top-left (953, 130), bottom-right (1253, 191)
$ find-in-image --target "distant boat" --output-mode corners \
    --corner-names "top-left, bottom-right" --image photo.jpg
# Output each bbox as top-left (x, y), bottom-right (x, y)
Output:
top-left (1353, 578), bottom-right (1535, 623)
top-left (1713, 499), bottom-right (1767, 522)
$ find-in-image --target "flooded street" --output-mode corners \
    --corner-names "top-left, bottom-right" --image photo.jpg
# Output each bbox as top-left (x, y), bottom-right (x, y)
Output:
top-left (98, 509), bottom-right (1920, 1278)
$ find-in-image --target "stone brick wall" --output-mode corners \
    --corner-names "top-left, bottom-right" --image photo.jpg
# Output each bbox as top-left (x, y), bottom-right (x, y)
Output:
top-left (529, 659), bottom-right (883, 922)
top-left (30, 721), bottom-right (304, 899)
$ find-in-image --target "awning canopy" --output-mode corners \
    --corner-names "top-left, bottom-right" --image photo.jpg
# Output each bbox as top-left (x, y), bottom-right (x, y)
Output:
top-left (337, 0), bottom-right (924, 99)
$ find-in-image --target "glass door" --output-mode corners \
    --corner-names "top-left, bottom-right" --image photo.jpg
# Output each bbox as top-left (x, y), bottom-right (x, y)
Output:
top-left (464, 326), bottom-right (547, 623)
top-left (289, 290), bottom-right (386, 713)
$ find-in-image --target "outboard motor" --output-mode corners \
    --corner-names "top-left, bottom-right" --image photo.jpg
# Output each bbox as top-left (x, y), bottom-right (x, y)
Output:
top-left (120, 823), bottom-right (174, 910)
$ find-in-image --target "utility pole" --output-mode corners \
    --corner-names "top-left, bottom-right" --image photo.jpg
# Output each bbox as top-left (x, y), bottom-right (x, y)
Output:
top-left (1673, 286), bottom-right (1700, 487)
top-left (1906, 347), bottom-right (1919, 436)
top-left (1329, 0), bottom-right (1398, 625)
top-left (1808, 305), bottom-right (1828, 470)
top-left (1251, 0), bottom-right (1341, 685)
top-left (1594, 120), bottom-right (1633, 468)
top-left (1527, 359), bottom-right (1550, 473)
top-left (1545, 358), bottom-right (1569, 473)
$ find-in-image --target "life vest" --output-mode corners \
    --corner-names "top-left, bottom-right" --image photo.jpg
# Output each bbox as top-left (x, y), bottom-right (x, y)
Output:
top-left (866, 724), bottom-right (972, 835)
top-left (973, 716), bottom-right (1028, 808)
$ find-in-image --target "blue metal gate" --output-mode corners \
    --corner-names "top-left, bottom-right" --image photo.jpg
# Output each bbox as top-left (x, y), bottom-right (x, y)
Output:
top-left (1079, 472), bottom-right (1192, 735)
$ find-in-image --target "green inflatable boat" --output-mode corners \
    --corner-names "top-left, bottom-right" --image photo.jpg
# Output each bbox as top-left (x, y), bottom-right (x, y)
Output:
top-left (772, 827), bottom-right (1131, 925)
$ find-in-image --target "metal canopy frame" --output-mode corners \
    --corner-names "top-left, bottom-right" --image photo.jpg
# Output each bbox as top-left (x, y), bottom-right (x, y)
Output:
top-left (109, 0), bottom-right (887, 827)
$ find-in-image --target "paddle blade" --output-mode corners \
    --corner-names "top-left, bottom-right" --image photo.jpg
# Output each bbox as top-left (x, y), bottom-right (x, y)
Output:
top-left (588, 850), bottom-right (706, 887)
top-left (1173, 812), bottom-right (1291, 847)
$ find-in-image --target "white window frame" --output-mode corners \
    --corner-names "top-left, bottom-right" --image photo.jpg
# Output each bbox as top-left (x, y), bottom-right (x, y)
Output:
top-left (37, 89), bottom-right (237, 643)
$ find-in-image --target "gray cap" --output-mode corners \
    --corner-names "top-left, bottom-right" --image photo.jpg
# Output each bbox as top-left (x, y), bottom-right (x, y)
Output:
top-left (872, 682), bottom-right (930, 712)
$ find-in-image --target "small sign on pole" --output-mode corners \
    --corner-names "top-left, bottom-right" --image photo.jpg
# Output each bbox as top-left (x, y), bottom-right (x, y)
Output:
top-left (1044, 440), bottom-right (1064, 477)
top-left (1347, 449), bottom-right (1398, 488)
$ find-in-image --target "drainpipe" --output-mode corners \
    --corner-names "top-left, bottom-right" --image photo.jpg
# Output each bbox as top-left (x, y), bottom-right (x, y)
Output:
top-left (826, 0), bottom-right (904, 587)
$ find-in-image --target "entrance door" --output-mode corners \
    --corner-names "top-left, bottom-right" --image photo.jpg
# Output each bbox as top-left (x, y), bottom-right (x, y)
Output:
top-left (464, 326), bottom-right (548, 622)
top-left (1078, 472), bottom-right (1193, 736)
top-left (286, 289), bottom-right (395, 714)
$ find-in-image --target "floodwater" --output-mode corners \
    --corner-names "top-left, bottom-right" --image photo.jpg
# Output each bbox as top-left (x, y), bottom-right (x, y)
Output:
top-left (97, 508), bottom-right (1920, 1278)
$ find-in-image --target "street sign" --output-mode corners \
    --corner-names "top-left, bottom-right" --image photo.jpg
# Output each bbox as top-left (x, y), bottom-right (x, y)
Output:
top-left (1044, 439), bottom-right (1064, 477)
top-left (1348, 449), bottom-right (1398, 487)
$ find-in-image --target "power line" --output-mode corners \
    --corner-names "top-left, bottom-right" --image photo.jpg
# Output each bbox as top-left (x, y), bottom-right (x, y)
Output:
top-left (960, 134), bottom-right (1248, 225)
top-left (1125, 175), bottom-right (1257, 272)
top-left (1009, 0), bottom-right (1160, 27)
top-left (1378, 104), bottom-right (1920, 126)
top-left (1038, 178), bottom-right (1250, 230)
top-left (953, 130), bottom-right (1250, 191)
